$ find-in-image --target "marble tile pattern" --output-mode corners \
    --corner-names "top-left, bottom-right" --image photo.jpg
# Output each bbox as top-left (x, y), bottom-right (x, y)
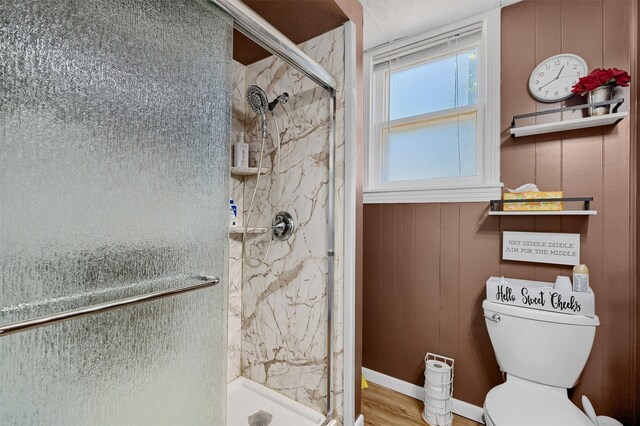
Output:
top-left (239, 27), bottom-right (346, 421)
top-left (228, 60), bottom-right (246, 383)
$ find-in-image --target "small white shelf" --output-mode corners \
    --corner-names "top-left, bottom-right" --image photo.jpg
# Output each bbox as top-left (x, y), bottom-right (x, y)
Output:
top-left (488, 210), bottom-right (597, 216)
top-left (229, 226), bottom-right (269, 235)
top-left (511, 112), bottom-right (627, 138)
top-left (231, 167), bottom-right (269, 177)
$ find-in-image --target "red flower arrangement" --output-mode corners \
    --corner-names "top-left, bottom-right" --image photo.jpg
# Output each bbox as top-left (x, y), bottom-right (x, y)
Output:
top-left (571, 68), bottom-right (631, 95)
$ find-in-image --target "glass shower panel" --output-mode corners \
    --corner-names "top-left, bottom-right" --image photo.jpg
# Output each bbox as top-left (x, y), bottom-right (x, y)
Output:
top-left (0, 0), bottom-right (231, 424)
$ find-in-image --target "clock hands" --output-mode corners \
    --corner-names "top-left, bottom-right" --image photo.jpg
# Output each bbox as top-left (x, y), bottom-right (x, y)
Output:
top-left (539, 65), bottom-right (566, 89)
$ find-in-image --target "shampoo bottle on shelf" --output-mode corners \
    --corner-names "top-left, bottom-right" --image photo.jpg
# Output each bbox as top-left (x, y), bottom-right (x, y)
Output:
top-left (229, 199), bottom-right (237, 227)
top-left (572, 264), bottom-right (590, 292)
top-left (233, 132), bottom-right (249, 168)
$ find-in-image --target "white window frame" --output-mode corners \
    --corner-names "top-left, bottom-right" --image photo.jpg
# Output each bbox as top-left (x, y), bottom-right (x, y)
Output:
top-left (364, 9), bottom-right (503, 203)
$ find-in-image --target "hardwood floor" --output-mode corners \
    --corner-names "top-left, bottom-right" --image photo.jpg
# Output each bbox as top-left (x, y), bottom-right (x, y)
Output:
top-left (361, 382), bottom-right (481, 426)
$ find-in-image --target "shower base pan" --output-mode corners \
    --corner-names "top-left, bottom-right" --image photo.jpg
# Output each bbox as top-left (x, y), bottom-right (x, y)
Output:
top-left (227, 377), bottom-right (331, 426)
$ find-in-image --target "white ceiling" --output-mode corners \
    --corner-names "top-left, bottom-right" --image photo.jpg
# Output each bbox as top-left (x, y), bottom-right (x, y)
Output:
top-left (360, 0), bottom-right (520, 51)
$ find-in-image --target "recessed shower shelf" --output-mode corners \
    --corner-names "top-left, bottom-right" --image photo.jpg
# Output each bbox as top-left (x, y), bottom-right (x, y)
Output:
top-left (231, 167), bottom-right (269, 177)
top-left (229, 226), bottom-right (269, 235)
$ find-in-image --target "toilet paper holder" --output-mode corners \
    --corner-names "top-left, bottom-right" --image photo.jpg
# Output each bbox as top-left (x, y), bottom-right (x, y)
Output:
top-left (423, 353), bottom-right (455, 426)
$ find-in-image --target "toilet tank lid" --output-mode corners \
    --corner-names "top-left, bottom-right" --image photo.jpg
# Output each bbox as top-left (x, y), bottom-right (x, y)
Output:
top-left (483, 300), bottom-right (600, 326)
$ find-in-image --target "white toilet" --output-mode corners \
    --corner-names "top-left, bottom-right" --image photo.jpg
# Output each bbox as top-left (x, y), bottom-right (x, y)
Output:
top-left (483, 299), bottom-right (600, 426)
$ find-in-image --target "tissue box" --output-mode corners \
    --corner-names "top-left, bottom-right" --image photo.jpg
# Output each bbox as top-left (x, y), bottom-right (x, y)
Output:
top-left (503, 191), bottom-right (563, 211)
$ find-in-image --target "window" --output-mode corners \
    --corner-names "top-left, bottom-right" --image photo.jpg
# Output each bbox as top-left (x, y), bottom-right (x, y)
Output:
top-left (364, 10), bottom-right (502, 203)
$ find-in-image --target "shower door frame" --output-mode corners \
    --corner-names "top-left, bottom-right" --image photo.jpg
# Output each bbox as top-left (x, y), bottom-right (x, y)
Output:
top-left (210, 0), bottom-right (343, 424)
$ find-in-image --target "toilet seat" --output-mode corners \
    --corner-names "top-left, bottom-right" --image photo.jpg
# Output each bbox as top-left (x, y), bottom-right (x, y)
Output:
top-left (484, 378), bottom-right (593, 426)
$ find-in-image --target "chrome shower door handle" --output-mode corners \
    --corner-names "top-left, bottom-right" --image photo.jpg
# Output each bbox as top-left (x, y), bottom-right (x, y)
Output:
top-left (0, 276), bottom-right (220, 337)
top-left (485, 313), bottom-right (501, 323)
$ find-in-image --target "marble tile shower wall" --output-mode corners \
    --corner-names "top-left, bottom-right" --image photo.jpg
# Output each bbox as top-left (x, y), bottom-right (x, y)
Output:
top-left (228, 27), bottom-right (345, 420)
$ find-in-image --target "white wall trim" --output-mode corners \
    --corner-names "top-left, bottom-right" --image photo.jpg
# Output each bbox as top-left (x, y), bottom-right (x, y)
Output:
top-left (362, 368), bottom-right (485, 424)
top-left (364, 183), bottom-right (502, 204)
top-left (342, 20), bottom-right (358, 426)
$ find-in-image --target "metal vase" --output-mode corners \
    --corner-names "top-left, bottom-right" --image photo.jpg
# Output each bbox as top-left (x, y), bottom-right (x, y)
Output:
top-left (587, 85), bottom-right (613, 116)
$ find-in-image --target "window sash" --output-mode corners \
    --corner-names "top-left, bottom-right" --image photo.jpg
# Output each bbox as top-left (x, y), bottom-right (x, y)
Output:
top-left (372, 41), bottom-right (480, 128)
top-left (380, 110), bottom-right (478, 182)
top-left (372, 105), bottom-right (484, 189)
top-left (369, 42), bottom-right (484, 190)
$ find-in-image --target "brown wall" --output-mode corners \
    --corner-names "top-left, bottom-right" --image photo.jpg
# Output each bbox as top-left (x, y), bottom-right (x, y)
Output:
top-left (633, 0), bottom-right (639, 421)
top-left (362, 0), bottom-right (636, 423)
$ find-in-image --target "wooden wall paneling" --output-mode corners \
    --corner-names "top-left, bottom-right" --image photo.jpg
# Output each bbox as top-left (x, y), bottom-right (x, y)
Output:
top-left (500, 1), bottom-right (536, 190)
top-left (363, 205), bottom-right (382, 371)
top-left (533, 0), bottom-right (566, 283)
top-left (561, 0), bottom-right (606, 411)
top-left (561, 138), bottom-right (606, 409)
top-left (379, 205), bottom-right (397, 377)
top-left (396, 204), bottom-right (416, 383)
top-left (439, 204), bottom-right (460, 390)
top-left (602, 1), bottom-right (632, 421)
top-left (633, 0), bottom-right (640, 421)
top-left (457, 204), bottom-right (502, 407)
top-left (499, 1), bottom-right (536, 280)
top-left (412, 204), bottom-right (442, 385)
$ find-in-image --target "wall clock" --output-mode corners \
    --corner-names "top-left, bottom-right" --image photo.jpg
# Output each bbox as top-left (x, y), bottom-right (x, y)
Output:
top-left (528, 54), bottom-right (588, 103)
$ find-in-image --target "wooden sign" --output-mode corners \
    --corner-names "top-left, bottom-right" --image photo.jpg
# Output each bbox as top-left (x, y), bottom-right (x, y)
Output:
top-left (502, 231), bottom-right (580, 266)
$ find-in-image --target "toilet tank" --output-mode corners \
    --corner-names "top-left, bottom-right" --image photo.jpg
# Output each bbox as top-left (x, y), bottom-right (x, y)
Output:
top-left (483, 300), bottom-right (599, 389)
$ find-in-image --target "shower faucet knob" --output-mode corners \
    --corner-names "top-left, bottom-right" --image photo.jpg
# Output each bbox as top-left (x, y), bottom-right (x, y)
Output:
top-left (272, 211), bottom-right (294, 241)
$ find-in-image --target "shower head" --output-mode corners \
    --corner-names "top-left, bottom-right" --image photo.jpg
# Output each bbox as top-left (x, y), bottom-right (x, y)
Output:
top-left (247, 85), bottom-right (268, 138)
top-left (246, 85), bottom-right (289, 138)
top-left (246, 85), bottom-right (268, 114)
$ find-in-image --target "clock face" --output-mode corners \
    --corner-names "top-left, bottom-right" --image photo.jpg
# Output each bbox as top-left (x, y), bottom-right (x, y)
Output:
top-left (528, 54), bottom-right (588, 102)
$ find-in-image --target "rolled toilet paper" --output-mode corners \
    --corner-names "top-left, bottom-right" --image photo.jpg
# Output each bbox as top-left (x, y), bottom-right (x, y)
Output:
top-left (554, 275), bottom-right (572, 293)
top-left (423, 407), bottom-right (437, 426)
top-left (424, 395), bottom-right (452, 411)
top-left (425, 360), bottom-right (452, 398)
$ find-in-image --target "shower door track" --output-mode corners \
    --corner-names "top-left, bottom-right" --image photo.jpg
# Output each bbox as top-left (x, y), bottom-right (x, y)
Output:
top-left (209, 1), bottom-right (338, 423)
top-left (0, 276), bottom-right (220, 337)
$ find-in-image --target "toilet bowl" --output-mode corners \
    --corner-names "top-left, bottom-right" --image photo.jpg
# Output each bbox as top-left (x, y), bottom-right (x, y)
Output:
top-left (483, 299), bottom-right (599, 426)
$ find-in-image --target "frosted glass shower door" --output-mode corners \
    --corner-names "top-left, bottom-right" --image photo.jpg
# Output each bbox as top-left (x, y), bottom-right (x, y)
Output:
top-left (0, 0), bottom-right (232, 425)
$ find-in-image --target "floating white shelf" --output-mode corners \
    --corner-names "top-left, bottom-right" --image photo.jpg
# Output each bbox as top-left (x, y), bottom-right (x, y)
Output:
top-left (488, 210), bottom-right (597, 216)
top-left (511, 112), bottom-right (627, 138)
top-left (231, 167), bottom-right (269, 177)
top-left (229, 226), bottom-right (269, 235)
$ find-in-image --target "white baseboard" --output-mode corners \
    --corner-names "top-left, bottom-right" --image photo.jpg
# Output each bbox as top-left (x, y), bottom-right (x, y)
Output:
top-left (354, 414), bottom-right (364, 426)
top-left (362, 368), bottom-right (485, 424)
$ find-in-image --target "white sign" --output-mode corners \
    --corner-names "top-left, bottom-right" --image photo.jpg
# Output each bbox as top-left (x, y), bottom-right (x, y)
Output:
top-left (502, 231), bottom-right (580, 265)
top-left (486, 277), bottom-right (594, 317)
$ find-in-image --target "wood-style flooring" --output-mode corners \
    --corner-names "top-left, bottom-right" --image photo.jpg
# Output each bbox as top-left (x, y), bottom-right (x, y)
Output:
top-left (362, 382), bottom-right (481, 426)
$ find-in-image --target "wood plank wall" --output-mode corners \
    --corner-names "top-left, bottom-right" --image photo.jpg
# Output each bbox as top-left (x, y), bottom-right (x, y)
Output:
top-left (362, 0), bottom-right (635, 422)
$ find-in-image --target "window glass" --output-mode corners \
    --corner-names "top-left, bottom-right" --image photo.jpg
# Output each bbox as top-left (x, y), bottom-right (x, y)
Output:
top-left (381, 112), bottom-right (477, 182)
top-left (389, 48), bottom-right (478, 120)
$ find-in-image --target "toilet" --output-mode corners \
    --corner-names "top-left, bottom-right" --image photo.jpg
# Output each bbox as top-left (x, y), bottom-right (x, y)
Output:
top-left (483, 299), bottom-right (600, 426)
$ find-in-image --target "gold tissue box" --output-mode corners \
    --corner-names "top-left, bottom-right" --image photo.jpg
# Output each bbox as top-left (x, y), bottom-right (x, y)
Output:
top-left (503, 191), bottom-right (563, 211)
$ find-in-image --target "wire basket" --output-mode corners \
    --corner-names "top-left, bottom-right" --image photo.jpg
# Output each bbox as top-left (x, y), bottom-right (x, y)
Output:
top-left (422, 353), bottom-right (454, 426)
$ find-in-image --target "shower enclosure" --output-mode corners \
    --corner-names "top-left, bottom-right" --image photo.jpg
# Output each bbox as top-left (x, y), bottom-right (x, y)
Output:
top-left (1, 0), bottom-right (232, 424)
top-left (219, 0), bottom-right (342, 424)
top-left (1, 0), bottom-right (342, 424)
